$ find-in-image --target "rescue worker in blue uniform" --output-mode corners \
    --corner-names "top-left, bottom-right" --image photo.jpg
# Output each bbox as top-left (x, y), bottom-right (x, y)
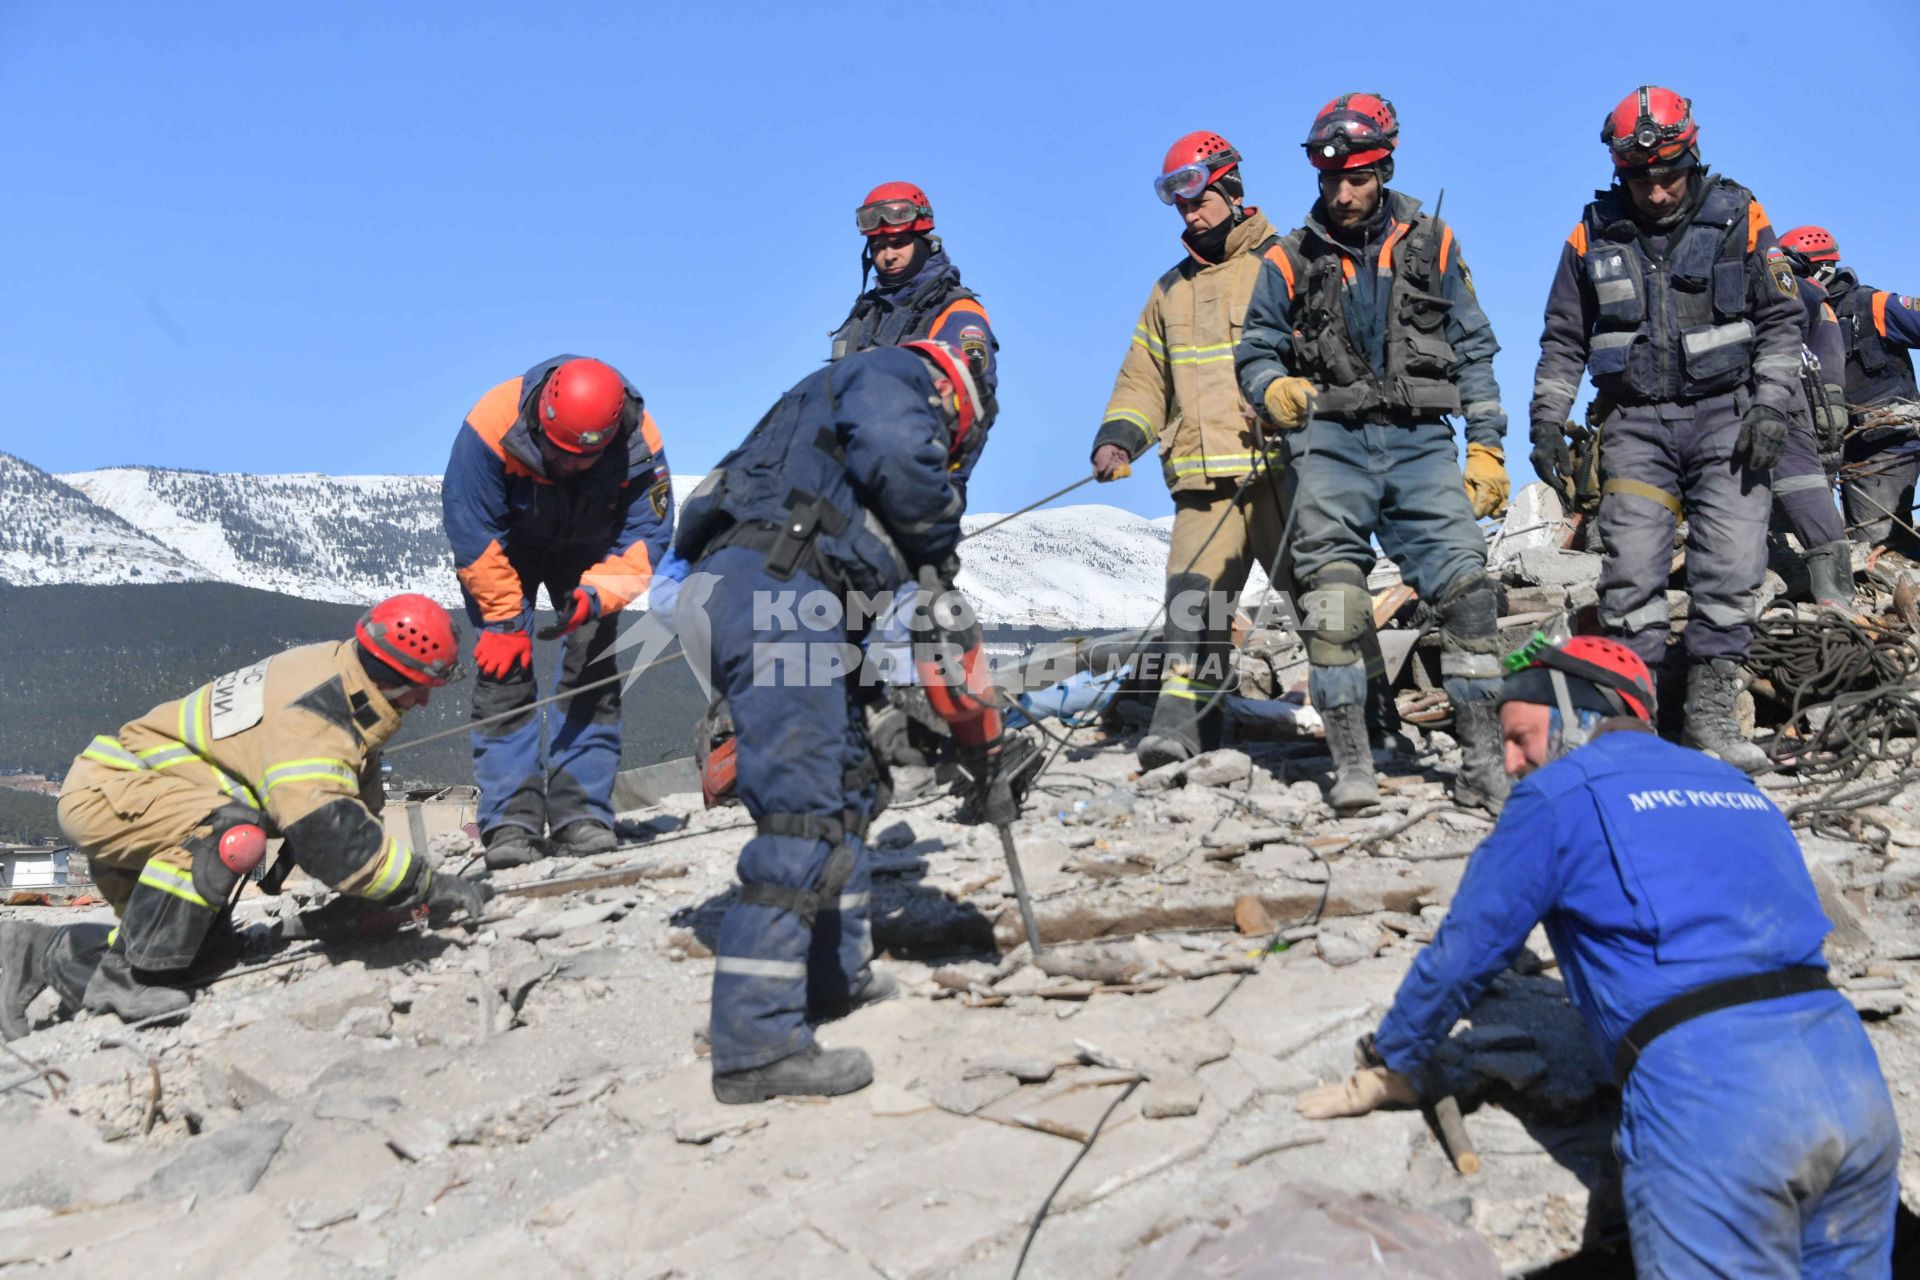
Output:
top-left (1296, 634), bottom-right (1901, 1278)
top-left (1236, 93), bottom-right (1512, 815)
top-left (1772, 273), bottom-right (1855, 605)
top-left (1779, 225), bottom-right (1920, 564)
top-left (676, 340), bottom-right (990, 1104)
top-left (831, 182), bottom-right (999, 491)
top-left (1530, 87), bottom-right (1804, 773)
top-left (442, 356), bottom-right (673, 869)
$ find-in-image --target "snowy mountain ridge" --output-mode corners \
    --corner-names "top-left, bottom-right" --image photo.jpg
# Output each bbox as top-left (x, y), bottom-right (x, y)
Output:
top-left (1, 453), bottom-right (1175, 628)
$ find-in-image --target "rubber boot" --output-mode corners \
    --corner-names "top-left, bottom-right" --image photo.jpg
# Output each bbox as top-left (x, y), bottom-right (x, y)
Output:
top-left (1805, 540), bottom-right (1855, 609)
top-left (81, 943), bottom-right (192, 1028)
top-left (712, 1042), bottom-right (874, 1105)
top-left (1451, 699), bottom-right (1512, 815)
top-left (551, 820), bottom-right (616, 858)
top-left (483, 825), bottom-right (542, 870)
top-left (1683, 659), bottom-right (1770, 774)
top-left (1321, 703), bottom-right (1380, 813)
top-left (1138, 574), bottom-right (1223, 771)
top-left (0, 923), bottom-right (56, 1041)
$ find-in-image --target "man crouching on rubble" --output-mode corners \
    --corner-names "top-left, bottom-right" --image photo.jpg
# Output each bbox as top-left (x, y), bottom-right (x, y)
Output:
top-left (675, 341), bottom-right (993, 1104)
top-left (1, 595), bottom-right (489, 1039)
top-left (1295, 635), bottom-right (1900, 1276)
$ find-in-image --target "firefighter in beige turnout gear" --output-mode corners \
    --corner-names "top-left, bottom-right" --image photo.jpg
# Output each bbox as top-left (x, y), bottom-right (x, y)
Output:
top-left (0, 595), bottom-right (487, 1039)
top-left (1092, 132), bottom-right (1298, 770)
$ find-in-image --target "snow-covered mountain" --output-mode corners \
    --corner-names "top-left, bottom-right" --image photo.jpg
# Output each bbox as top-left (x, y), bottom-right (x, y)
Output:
top-left (4, 451), bottom-right (1182, 627)
top-left (0, 453), bottom-right (208, 587)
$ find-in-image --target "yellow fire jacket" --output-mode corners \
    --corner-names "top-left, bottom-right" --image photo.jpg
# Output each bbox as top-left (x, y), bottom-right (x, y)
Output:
top-left (63, 640), bottom-right (429, 905)
top-left (1094, 212), bottom-right (1278, 493)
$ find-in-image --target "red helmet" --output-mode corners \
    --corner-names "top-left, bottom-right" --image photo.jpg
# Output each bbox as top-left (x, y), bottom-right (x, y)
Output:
top-left (1509, 634), bottom-right (1655, 724)
top-left (1304, 93), bottom-right (1399, 172)
top-left (856, 181), bottom-right (934, 237)
top-left (537, 358), bottom-right (627, 454)
top-left (1779, 225), bottom-right (1841, 267)
top-left (356, 593), bottom-right (458, 687)
top-left (1602, 86), bottom-right (1699, 176)
top-left (901, 339), bottom-right (985, 463)
top-left (1154, 131), bottom-right (1242, 205)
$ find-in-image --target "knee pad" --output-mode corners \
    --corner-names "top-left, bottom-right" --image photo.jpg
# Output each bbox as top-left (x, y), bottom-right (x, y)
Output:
top-left (1437, 573), bottom-right (1503, 681)
top-left (1300, 562), bottom-right (1373, 667)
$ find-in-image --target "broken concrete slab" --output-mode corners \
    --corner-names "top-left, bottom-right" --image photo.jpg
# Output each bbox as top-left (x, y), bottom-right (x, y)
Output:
top-left (141, 1116), bottom-right (290, 1199)
top-left (1139, 1074), bottom-right (1204, 1119)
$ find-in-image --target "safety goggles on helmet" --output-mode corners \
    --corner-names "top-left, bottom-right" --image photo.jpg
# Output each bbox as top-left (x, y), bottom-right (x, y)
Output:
top-left (855, 198), bottom-right (932, 233)
top-left (1154, 148), bottom-right (1241, 205)
top-left (1605, 89), bottom-right (1697, 172)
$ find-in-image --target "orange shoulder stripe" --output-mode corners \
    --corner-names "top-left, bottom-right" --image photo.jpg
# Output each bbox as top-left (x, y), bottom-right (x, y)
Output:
top-left (1747, 200), bottom-right (1770, 254)
top-left (1262, 244), bottom-right (1296, 298)
top-left (464, 377), bottom-right (526, 458)
top-left (638, 408), bottom-right (664, 456)
top-left (929, 298), bottom-right (991, 333)
top-left (1567, 224), bottom-right (1588, 256)
top-left (1437, 224), bottom-right (1455, 275)
top-left (1874, 291), bottom-right (1892, 338)
top-left (1378, 221), bottom-right (1412, 272)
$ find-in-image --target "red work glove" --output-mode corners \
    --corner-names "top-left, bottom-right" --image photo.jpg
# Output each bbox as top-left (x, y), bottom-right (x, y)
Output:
top-left (473, 629), bottom-right (532, 679)
top-left (537, 586), bottom-right (602, 641)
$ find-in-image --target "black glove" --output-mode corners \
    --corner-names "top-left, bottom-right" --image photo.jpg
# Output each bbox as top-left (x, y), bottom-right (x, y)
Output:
top-left (1736, 403), bottom-right (1792, 471)
top-left (1529, 418), bottom-right (1573, 504)
top-left (425, 872), bottom-right (492, 926)
top-left (1816, 390), bottom-right (1848, 462)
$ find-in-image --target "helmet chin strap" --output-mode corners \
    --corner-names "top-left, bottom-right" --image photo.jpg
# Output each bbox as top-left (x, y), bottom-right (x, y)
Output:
top-left (1550, 668), bottom-right (1589, 753)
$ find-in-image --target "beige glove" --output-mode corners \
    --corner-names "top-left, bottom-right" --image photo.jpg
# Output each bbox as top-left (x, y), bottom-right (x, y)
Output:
top-left (1295, 1065), bottom-right (1420, 1120)
top-left (1262, 377), bottom-right (1316, 430)
top-left (1463, 442), bottom-right (1510, 519)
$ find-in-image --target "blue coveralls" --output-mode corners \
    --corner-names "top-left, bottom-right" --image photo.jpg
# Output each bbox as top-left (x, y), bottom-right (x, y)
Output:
top-left (1237, 190), bottom-right (1507, 713)
top-left (829, 244), bottom-right (999, 492)
top-left (1828, 274), bottom-right (1920, 545)
top-left (676, 347), bottom-right (966, 1073)
top-left (442, 356), bottom-right (673, 838)
top-left (1375, 729), bottom-right (1900, 1278)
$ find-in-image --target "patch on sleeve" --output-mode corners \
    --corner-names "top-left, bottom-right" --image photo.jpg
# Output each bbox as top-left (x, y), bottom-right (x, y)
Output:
top-left (1457, 257), bottom-right (1476, 297)
top-left (648, 479), bottom-right (670, 519)
top-left (958, 323), bottom-right (991, 367)
top-left (1900, 296), bottom-right (1916, 311)
top-left (1764, 247), bottom-right (1798, 299)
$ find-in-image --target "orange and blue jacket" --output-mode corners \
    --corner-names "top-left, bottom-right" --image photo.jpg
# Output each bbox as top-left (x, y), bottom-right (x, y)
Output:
top-left (442, 355), bottom-right (672, 629)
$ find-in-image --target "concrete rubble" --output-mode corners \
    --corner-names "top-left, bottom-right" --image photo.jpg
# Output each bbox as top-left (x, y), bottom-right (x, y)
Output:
top-left (3, 485), bottom-right (1919, 1275)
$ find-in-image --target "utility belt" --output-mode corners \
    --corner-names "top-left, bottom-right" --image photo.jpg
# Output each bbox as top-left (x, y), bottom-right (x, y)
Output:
top-left (706, 488), bottom-right (852, 585)
top-left (1612, 965), bottom-right (1834, 1086)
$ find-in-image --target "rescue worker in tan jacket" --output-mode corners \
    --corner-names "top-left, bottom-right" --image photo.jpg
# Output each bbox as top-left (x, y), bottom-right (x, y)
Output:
top-left (1092, 131), bottom-right (1323, 768)
top-left (0, 594), bottom-right (488, 1039)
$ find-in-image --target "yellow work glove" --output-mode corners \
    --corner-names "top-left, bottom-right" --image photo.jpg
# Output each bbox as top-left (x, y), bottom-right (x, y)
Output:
top-left (1295, 1065), bottom-right (1419, 1120)
top-left (1262, 377), bottom-right (1316, 430)
top-left (1463, 442), bottom-right (1510, 519)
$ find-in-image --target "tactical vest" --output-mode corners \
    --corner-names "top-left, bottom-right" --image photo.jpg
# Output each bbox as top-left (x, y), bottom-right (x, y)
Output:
top-left (1827, 274), bottom-right (1919, 409)
top-left (829, 256), bottom-right (980, 361)
top-left (1581, 179), bottom-right (1756, 405)
top-left (1280, 211), bottom-right (1462, 421)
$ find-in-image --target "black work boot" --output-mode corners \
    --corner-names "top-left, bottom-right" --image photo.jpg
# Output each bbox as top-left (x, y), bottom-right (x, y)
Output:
top-left (1804, 540), bottom-right (1855, 609)
top-left (1683, 659), bottom-right (1769, 774)
top-left (81, 944), bottom-right (191, 1028)
top-left (712, 1042), bottom-right (875, 1105)
top-left (1321, 703), bottom-right (1380, 813)
top-left (0, 923), bottom-right (57, 1041)
top-left (483, 825), bottom-right (542, 870)
top-left (1451, 699), bottom-right (1512, 815)
top-left (551, 820), bottom-right (617, 858)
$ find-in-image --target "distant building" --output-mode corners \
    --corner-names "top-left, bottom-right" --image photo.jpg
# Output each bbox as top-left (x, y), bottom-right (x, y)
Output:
top-left (0, 843), bottom-right (85, 890)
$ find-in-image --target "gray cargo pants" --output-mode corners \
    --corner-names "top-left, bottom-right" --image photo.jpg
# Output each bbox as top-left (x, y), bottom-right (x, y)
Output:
top-left (1596, 391), bottom-right (1769, 665)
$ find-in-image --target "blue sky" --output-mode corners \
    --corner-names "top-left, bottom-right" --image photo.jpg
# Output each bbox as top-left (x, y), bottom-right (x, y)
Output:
top-left (5, 1), bottom-right (1918, 520)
